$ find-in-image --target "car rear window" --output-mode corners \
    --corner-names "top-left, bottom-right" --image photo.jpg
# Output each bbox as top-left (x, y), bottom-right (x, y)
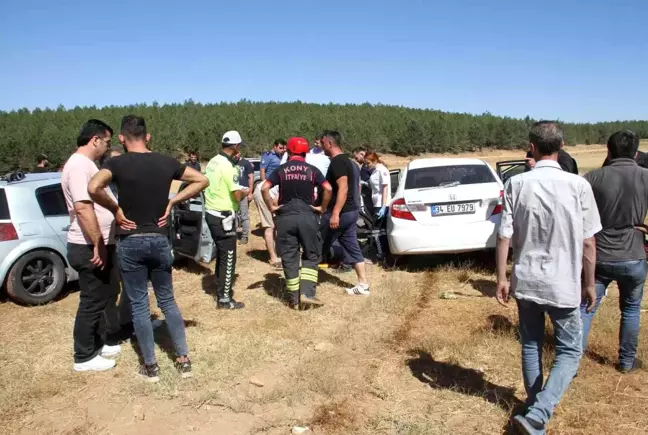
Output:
top-left (405, 165), bottom-right (496, 189)
top-left (0, 189), bottom-right (9, 220)
top-left (35, 184), bottom-right (68, 217)
top-left (252, 161), bottom-right (260, 171)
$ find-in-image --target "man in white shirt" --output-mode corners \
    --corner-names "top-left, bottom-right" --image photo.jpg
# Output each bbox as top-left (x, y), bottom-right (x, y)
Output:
top-left (496, 121), bottom-right (601, 435)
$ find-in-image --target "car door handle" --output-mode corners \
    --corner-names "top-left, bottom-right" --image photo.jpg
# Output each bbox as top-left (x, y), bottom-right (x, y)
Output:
top-left (62, 225), bottom-right (70, 231)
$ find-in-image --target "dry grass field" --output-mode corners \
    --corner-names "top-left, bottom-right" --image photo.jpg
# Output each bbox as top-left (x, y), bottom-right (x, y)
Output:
top-left (2, 144), bottom-right (648, 435)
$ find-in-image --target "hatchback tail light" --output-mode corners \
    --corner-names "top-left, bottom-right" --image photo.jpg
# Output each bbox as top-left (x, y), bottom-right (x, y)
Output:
top-left (491, 190), bottom-right (504, 216)
top-left (0, 223), bottom-right (18, 242)
top-left (391, 198), bottom-right (416, 221)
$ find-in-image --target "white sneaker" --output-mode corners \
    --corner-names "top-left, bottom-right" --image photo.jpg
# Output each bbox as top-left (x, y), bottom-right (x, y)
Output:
top-left (73, 355), bottom-right (116, 372)
top-left (345, 284), bottom-right (371, 296)
top-left (101, 344), bottom-right (121, 357)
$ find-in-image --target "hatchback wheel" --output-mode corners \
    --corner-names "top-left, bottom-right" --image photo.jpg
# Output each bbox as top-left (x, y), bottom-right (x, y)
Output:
top-left (6, 250), bottom-right (66, 305)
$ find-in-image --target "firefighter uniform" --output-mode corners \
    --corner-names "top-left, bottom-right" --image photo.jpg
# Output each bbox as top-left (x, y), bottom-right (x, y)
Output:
top-left (263, 138), bottom-right (330, 307)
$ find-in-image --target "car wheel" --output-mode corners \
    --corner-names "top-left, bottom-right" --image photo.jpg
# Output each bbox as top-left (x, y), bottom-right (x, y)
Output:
top-left (6, 250), bottom-right (66, 305)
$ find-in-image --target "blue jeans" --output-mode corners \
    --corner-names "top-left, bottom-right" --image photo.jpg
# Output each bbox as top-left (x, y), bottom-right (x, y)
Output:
top-left (117, 235), bottom-right (188, 365)
top-left (321, 210), bottom-right (364, 265)
top-left (517, 299), bottom-right (582, 426)
top-left (580, 260), bottom-right (646, 369)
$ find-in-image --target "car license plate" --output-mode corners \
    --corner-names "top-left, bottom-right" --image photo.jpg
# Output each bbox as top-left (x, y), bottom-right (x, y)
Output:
top-left (430, 202), bottom-right (475, 216)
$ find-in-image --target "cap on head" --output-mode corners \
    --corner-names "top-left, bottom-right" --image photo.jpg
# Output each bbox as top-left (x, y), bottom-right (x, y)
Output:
top-left (287, 137), bottom-right (309, 155)
top-left (222, 130), bottom-right (243, 146)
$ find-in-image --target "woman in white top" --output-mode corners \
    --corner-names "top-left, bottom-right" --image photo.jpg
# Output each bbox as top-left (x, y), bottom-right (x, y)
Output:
top-left (365, 152), bottom-right (391, 220)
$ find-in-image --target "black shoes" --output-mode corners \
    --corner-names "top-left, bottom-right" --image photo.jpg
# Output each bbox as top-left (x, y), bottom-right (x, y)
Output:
top-left (618, 358), bottom-right (643, 374)
top-left (175, 358), bottom-right (193, 378)
top-left (217, 299), bottom-right (245, 309)
top-left (139, 363), bottom-right (160, 383)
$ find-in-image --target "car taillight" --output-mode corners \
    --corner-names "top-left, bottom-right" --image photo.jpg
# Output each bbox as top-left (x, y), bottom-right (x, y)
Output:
top-left (391, 198), bottom-right (416, 221)
top-left (491, 190), bottom-right (504, 216)
top-left (0, 223), bottom-right (18, 241)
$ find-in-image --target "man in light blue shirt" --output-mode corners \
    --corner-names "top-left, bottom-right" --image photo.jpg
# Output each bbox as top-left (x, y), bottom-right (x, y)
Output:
top-left (260, 139), bottom-right (286, 181)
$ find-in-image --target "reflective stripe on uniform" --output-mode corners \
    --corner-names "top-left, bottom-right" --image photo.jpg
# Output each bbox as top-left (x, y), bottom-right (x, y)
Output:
top-left (300, 268), bottom-right (318, 283)
top-left (285, 277), bottom-right (300, 292)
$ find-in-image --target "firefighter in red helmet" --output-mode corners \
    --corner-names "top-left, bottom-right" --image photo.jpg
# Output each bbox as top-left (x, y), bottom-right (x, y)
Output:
top-left (261, 137), bottom-right (332, 308)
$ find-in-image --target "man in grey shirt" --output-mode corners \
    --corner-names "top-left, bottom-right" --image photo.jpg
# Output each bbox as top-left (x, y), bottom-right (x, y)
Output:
top-left (581, 130), bottom-right (648, 374)
top-left (496, 121), bottom-right (601, 435)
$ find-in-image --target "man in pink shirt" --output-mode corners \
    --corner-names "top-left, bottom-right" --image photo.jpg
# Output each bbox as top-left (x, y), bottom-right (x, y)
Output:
top-left (62, 119), bottom-right (121, 372)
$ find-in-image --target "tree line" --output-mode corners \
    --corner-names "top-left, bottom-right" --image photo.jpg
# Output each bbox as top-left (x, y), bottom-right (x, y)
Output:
top-left (1, 100), bottom-right (647, 172)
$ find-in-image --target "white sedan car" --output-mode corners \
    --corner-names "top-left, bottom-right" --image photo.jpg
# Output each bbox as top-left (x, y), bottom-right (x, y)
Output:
top-left (387, 158), bottom-right (510, 255)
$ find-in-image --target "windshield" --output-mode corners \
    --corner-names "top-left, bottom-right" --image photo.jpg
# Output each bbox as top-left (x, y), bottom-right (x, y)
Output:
top-left (405, 165), bottom-right (496, 190)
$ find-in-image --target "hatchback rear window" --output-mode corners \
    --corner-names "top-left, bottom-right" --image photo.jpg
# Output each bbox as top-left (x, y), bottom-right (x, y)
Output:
top-left (405, 165), bottom-right (496, 189)
top-left (35, 184), bottom-right (68, 217)
top-left (252, 161), bottom-right (260, 171)
top-left (0, 189), bottom-right (9, 220)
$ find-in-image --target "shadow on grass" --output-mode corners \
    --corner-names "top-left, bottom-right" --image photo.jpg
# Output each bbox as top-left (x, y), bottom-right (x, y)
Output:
top-left (406, 349), bottom-right (523, 413)
top-left (0, 280), bottom-right (80, 306)
top-left (246, 249), bottom-right (272, 264)
top-left (173, 257), bottom-right (212, 275)
top-left (484, 314), bottom-right (520, 341)
top-left (129, 314), bottom-right (199, 364)
top-left (318, 269), bottom-right (354, 288)
top-left (248, 272), bottom-right (284, 299)
top-left (394, 251), bottom-right (497, 274)
top-left (251, 227), bottom-right (265, 238)
top-left (468, 279), bottom-right (497, 298)
top-left (201, 273), bottom-right (240, 297)
top-left (584, 349), bottom-right (615, 367)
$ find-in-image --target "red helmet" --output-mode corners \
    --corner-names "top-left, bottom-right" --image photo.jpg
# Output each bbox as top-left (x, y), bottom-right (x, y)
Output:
top-left (287, 137), bottom-right (309, 155)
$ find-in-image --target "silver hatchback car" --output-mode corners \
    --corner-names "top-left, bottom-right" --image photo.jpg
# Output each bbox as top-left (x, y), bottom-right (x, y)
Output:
top-left (0, 171), bottom-right (78, 305)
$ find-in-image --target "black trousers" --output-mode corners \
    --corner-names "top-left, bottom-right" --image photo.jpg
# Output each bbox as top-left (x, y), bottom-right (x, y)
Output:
top-left (275, 211), bottom-right (321, 302)
top-left (67, 243), bottom-right (120, 363)
top-left (206, 213), bottom-right (237, 302)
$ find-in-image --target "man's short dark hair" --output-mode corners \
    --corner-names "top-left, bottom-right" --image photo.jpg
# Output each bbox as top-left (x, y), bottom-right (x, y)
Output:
top-left (353, 146), bottom-right (366, 154)
top-left (607, 130), bottom-right (639, 160)
top-left (324, 130), bottom-right (343, 148)
top-left (315, 132), bottom-right (324, 141)
top-left (188, 150), bottom-right (198, 156)
top-left (529, 121), bottom-right (563, 156)
top-left (36, 153), bottom-right (48, 164)
top-left (273, 139), bottom-right (286, 147)
top-left (76, 119), bottom-right (113, 147)
top-left (120, 115), bottom-right (147, 140)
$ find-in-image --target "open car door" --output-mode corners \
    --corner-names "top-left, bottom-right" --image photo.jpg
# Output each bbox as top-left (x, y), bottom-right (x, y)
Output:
top-left (389, 168), bottom-right (402, 200)
top-left (169, 184), bottom-right (215, 264)
top-left (495, 160), bottom-right (528, 185)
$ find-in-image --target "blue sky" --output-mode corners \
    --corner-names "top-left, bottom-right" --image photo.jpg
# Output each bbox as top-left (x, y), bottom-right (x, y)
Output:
top-left (1, 0), bottom-right (646, 122)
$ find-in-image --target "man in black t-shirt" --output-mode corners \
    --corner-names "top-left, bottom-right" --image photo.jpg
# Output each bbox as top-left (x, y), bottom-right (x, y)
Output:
top-left (320, 131), bottom-right (371, 296)
top-left (261, 137), bottom-right (332, 308)
top-left (88, 115), bottom-right (209, 382)
top-left (525, 147), bottom-right (578, 174)
top-left (235, 155), bottom-right (254, 244)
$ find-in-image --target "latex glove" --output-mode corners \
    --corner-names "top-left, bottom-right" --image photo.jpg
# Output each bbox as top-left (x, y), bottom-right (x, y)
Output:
top-left (360, 180), bottom-right (369, 187)
top-left (375, 206), bottom-right (386, 219)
